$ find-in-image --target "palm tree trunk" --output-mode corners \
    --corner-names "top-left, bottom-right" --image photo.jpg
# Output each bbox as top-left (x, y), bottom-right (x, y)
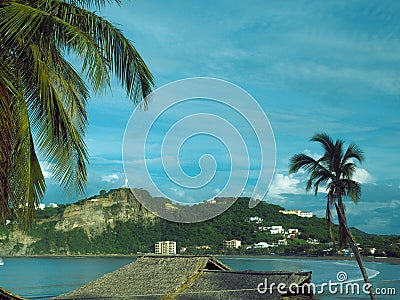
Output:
top-left (335, 202), bottom-right (376, 300)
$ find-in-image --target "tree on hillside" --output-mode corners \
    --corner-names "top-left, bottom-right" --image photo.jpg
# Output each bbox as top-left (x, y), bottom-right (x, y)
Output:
top-left (0, 0), bottom-right (154, 228)
top-left (289, 133), bottom-right (376, 300)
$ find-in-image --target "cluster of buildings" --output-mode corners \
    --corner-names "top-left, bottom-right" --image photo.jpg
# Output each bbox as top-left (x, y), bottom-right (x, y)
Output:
top-left (155, 238), bottom-right (292, 254)
top-left (279, 210), bottom-right (313, 218)
top-left (253, 223), bottom-right (300, 239)
top-left (248, 217), bottom-right (300, 237)
top-left (222, 238), bottom-right (288, 250)
top-left (152, 239), bottom-right (372, 257)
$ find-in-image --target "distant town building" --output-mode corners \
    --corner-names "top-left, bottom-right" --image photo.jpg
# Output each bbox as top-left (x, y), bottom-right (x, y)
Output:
top-left (279, 210), bottom-right (313, 218)
top-left (223, 239), bottom-right (242, 249)
top-left (38, 203), bottom-right (46, 210)
top-left (268, 225), bottom-right (284, 235)
top-left (278, 239), bottom-right (287, 246)
top-left (258, 226), bottom-right (268, 232)
top-left (48, 202), bottom-right (58, 208)
top-left (342, 249), bottom-right (354, 257)
top-left (155, 241), bottom-right (176, 255)
top-left (287, 228), bottom-right (299, 234)
top-left (249, 216), bottom-right (263, 224)
top-left (89, 198), bottom-right (99, 202)
top-left (195, 245), bottom-right (211, 250)
top-left (299, 211), bottom-right (313, 218)
top-left (307, 238), bottom-right (320, 245)
top-left (251, 242), bottom-right (277, 249)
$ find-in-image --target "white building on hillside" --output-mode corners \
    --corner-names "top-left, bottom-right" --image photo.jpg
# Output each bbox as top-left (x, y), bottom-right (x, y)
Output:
top-left (155, 241), bottom-right (176, 255)
top-left (250, 242), bottom-right (277, 249)
top-left (249, 216), bottom-right (263, 224)
top-left (299, 211), bottom-right (313, 218)
top-left (268, 226), bottom-right (284, 235)
top-left (223, 239), bottom-right (242, 249)
top-left (279, 210), bottom-right (313, 218)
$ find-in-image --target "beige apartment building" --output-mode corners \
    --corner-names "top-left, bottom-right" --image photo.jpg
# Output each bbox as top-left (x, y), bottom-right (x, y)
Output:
top-left (155, 241), bottom-right (177, 255)
top-left (223, 239), bottom-right (242, 249)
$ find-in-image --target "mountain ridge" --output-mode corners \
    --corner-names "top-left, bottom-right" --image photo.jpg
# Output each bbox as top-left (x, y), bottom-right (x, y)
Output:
top-left (0, 188), bottom-right (398, 257)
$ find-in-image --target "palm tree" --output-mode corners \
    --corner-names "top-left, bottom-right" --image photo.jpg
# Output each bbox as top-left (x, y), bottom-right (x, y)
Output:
top-left (289, 133), bottom-right (376, 300)
top-left (0, 0), bottom-right (154, 228)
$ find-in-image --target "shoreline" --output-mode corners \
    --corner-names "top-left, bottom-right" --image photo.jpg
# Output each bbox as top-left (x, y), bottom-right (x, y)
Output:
top-left (216, 254), bottom-right (400, 265)
top-left (3, 254), bottom-right (400, 264)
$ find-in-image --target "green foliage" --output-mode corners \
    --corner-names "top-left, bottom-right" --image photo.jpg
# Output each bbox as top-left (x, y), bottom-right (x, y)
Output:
top-left (34, 207), bottom-right (59, 220)
top-left (0, 0), bottom-right (154, 228)
top-left (1, 193), bottom-right (396, 257)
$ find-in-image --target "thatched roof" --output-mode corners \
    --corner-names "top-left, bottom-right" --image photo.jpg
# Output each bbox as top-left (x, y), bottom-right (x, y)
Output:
top-left (174, 270), bottom-right (312, 300)
top-left (55, 255), bottom-right (313, 299)
top-left (0, 287), bottom-right (26, 300)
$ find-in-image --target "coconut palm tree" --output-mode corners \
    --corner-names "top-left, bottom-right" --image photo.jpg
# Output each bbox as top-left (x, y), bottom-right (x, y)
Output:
top-left (0, 0), bottom-right (154, 228)
top-left (289, 133), bottom-right (376, 300)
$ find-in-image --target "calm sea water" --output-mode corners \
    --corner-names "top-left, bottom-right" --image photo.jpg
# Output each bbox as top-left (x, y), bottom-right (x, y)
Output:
top-left (0, 256), bottom-right (398, 299)
top-left (218, 257), bottom-right (400, 299)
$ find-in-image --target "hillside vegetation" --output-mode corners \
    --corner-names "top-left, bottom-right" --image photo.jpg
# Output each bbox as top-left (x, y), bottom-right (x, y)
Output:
top-left (0, 188), bottom-right (398, 257)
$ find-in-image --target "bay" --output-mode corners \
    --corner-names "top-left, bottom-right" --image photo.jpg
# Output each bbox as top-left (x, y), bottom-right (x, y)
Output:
top-left (0, 257), bottom-right (134, 299)
top-left (0, 256), bottom-right (398, 299)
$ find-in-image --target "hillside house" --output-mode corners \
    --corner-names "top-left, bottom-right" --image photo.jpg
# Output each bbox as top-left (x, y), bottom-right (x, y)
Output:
top-left (223, 239), bottom-right (242, 249)
top-left (268, 225), bottom-right (284, 235)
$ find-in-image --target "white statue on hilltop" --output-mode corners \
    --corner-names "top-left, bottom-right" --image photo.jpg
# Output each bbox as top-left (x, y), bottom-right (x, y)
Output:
top-left (124, 177), bottom-right (129, 188)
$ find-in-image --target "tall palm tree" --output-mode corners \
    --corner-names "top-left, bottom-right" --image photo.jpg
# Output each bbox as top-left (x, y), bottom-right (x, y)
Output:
top-left (289, 133), bottom-right (376, 300)
top-left (0, 0), bottom-right (154, 228)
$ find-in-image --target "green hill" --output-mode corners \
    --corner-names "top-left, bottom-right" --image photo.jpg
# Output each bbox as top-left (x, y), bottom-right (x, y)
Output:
top-left (0, 188), bottom-right (398, 257)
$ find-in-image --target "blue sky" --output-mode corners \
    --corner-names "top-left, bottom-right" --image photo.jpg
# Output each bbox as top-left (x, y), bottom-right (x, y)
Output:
top-left (43, 1), bottom-right (400, 234)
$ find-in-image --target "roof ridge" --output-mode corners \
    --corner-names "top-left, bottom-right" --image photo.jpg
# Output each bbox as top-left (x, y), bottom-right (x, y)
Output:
top-left (203, 269), bottom-right (312, 276)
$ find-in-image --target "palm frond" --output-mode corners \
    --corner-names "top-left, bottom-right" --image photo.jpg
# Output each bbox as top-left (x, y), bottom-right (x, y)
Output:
top-left (11, 92), bottom-right (46, 228)
top-left (2, 1), bottom-right (111, 95)
top-left (0, 69), bottom-right (13, 221)
top-left (310, 132), bottom-right (335, 162)
top-left (65, 0), bottom-right (121, 9)
top-left (343, 143), bottom-right (364, 164)
top-left (341, 179), bottom-right (361, 204)
top-left (332, 139), bottom-right (344, 173)
top-left (25, 44), bottom-right (89, 194)
top-left (0, 0), bottom-right (153, 227)
top-left (341, 162), bottom-right (356, 179)
top-left (289, 154), bottom-right (318, 174)
top-left (52, 0), bottom-right (154, 102)
top-left (313, 173), bottom-right (331, 195)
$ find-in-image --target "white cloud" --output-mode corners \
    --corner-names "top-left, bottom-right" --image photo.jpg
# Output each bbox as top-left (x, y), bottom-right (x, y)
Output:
top-left (304, 149), bottom-right (322, 160)
top-left (101, 173), bottom-right (119, 183)
top-left (267, 173), bottom-right (303, 199)
top-left (42, 170), bottom-right (53, 179)
top-left (353, 168), bottom-right (374, 184)
top-left (39, 161), bottom-right (53, 179)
